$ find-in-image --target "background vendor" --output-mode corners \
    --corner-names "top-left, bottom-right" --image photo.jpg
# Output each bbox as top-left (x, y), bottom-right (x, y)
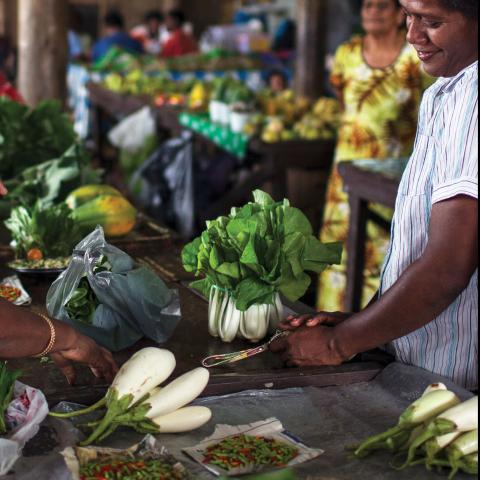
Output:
top-left (272, 0), bottom-right (478, 391)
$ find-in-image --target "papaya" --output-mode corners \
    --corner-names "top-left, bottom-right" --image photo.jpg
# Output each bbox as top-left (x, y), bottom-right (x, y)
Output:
top-left (72, 194), bottom-right (137, 238)
top-left (66, 184), bottom-right (123, 210)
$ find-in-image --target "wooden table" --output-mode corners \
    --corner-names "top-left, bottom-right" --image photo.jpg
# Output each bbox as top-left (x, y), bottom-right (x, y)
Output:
top-left (2, 219), bottom-right (389, 408)
top-left (338, 159), bottom-right (407, 312)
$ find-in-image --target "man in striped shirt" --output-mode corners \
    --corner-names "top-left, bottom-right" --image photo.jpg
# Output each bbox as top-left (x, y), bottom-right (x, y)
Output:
top-left (272, 0), bottom-right (478, 390)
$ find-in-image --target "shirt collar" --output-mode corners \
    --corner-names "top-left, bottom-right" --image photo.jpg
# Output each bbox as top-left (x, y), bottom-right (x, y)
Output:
top-left (439, 60), bottom-right (478, 94)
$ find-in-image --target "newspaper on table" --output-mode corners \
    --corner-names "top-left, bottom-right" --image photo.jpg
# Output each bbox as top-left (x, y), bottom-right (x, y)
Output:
top-left (1, 275), bottom-right (31, 306)
top-left (0, 382), bottom-right (49, 476)
top-left (62, 434), bottom-right (192, 480)
top-left (183, 417), bottom-right (323, 477)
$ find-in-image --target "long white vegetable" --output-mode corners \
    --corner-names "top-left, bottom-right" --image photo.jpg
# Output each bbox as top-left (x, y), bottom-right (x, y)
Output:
top-left (447, 429), bottom-right (478, 461)
top-left (425, 431), bottom-right (461, 461)
top-left (110, 348), bottom-right (176, 406)
top-left (402, 396), bottom-right (477, 469)
top-left (355, 389), bottom-right (460, 458)
top-left (146, 367), bottom-right (210, 419)
top-left (150, 406), bottom-right (212, 433)
top-left (50, 348), bottom-right (177, 446)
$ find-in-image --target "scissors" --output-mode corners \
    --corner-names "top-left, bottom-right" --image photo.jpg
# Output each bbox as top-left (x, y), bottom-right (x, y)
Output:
top-left (201, 330), bottom-right (290, 368)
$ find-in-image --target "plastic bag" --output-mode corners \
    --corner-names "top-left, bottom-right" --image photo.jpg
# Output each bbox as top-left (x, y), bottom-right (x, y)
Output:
top-left (108, 106), bottom-right (156, 154)
top-left (130, 131), bottom-right (195, 239)
top-left (0, 382), bottom-right (49, 476)
top-left (46, 226), bottom-right (181, 352)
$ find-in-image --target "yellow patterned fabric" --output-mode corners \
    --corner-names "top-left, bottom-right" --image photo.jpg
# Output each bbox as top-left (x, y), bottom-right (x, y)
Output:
top-left (318, 35), bottom-right (434, 311)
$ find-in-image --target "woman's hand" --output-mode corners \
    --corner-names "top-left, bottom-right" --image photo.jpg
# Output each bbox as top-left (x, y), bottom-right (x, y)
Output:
top-left (279, 311), bottom-right (352, 331)
top-left (0, 182), bottom-right (7, 196)
top-left (50, 332), bottom-right (118, 385)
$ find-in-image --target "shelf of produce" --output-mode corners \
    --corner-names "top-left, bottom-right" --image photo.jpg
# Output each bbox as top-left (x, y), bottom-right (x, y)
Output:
top-left (2, 221), bottom-right (388, 409)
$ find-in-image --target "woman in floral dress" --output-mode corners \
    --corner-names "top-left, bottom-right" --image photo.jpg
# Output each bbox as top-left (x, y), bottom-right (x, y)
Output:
top-left (318, 0), bottom-right (433, 311)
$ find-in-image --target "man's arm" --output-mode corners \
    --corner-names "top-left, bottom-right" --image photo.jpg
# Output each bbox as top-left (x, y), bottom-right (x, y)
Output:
top-left (271, 196), bottom-right (478, 365)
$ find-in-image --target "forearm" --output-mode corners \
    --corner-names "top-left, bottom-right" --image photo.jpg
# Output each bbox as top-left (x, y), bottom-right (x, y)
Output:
top-left (0, 299), bottom-right (77, 358)
top-left (333, 257), bottom-right (472, 359)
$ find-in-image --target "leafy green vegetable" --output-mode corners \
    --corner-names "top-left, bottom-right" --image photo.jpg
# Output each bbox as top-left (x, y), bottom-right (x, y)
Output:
top-left (0, 97), bottom-right (76, 180)
top-left (64, 256), bottom-right (112, 324)
top-left (182, 190), bottom-right (342, 311)
top-left (0, 361), bottom-right (22, 435)
top-left (5, 202), bottom-right (81, 259)
top-left (0, 144), bottom-right (101, 216)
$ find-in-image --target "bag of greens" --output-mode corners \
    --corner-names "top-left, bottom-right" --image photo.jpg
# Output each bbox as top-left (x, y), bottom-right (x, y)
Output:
top-left (46, 226), bottom-right (181, 351)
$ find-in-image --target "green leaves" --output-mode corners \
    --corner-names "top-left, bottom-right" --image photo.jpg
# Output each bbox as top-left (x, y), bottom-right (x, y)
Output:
top-left (182, 190), bottom-right (342, 311)
top-left (0, 98), bottom-right (76, 180)
top-left (4, 202), bottom-right (82, 259)
top-left (0, 361), bottom-right (22, 435)
top-left (65, 277), bottom-right (99, 325)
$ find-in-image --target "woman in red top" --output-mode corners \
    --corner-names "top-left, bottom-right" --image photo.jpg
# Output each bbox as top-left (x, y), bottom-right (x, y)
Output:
top-left (162, 9), bottom-right (198, 58)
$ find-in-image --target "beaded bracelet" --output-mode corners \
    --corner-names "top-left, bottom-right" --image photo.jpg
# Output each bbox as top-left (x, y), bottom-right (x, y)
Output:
top-left (34, 313), bottom-right (56, 358)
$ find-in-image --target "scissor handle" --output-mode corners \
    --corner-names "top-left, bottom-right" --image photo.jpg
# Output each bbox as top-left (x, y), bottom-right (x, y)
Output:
top-left (201, 346), bottom-right (267, 368)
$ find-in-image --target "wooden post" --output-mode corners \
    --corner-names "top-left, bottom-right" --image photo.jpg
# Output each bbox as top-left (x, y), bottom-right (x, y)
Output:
top-left (0, 0), bottom-right (6, 36)
top-left (17, 0), bottom-right (68, 105)
top-left (295, 0), bottom-right (327, 99)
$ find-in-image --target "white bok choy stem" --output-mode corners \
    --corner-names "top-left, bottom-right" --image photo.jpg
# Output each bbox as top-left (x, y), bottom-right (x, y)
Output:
top-left (57, 348), bottom-right (176, 446)
top-left (354, 389), bottom-right (460, 459)
top-left (400, 396), bottom-right (478, 470)
top-left (239, 303), bottom-right (270, 342)
top-left (219, 296), bottom-right (242, 342)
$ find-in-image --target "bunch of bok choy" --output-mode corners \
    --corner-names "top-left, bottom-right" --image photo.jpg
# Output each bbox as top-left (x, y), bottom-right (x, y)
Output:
top-left (351, 383), bottom-right (478, 479)
top-left (49, 348), bottom-right (212, 445)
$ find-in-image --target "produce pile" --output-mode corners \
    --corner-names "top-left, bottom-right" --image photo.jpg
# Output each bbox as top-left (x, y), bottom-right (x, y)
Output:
top-left (352, 383), bottom-right (478, 479)
top-left (79, 457), bottom-right (186, 480)
top-left (0, 284), bottom-right (21, 303)
top-left (182, 190), bottom-right (341, 342)
top-left (0, 361), bottom-right (21, 435)
top-left (50, 348), bottom-right (212, 446)
top-left (203, 434), bottom-right (299, 471)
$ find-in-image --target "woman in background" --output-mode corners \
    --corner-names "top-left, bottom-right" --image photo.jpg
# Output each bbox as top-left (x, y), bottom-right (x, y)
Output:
top-left (318, 0), bottom-right (433, 311)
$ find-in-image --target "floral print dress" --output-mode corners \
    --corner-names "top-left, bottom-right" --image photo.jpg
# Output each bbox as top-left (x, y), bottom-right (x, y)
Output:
top-left (318, 35), bottom-right (433, 311)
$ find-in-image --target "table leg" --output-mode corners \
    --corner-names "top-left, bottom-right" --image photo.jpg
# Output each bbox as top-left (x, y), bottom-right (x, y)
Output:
top-left (345, 194), bottom-right (368, 312)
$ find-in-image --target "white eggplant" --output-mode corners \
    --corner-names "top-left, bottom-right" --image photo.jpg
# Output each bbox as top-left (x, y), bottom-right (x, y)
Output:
top-left (425, 432), bottom-right (461, 461)
top-left (150, 406), bottom-right (212, 433)
top-left (356, 389), bottom-right (460, 459)
top-left (146, 367), bottom-right (210, 419)
top-left (447, 429), bottom-right (478, 461)
top-left (110, 348), bottom-right (176, 406)
top-left (423, 383), bottom-right (448, 395)
top-left (402, 396), bottom-right (477, 469)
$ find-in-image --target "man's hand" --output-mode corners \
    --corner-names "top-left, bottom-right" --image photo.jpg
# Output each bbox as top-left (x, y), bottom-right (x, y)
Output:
top-left (279, 311), bottom-right (352, 331)
top-left (269, 325), bottom-right (346, 367)
top-left (50, 333), bottom-right (118, 385)
top-left (0, 182), bottom-right (7, 196)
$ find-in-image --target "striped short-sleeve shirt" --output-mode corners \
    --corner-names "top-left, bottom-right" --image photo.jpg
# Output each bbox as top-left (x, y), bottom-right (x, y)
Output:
top-left (380, 61), bottom-right (478, 390)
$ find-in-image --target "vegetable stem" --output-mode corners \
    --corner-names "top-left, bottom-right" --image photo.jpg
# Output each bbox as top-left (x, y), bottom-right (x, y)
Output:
top-left (48, 397), bottom-right (106, 418)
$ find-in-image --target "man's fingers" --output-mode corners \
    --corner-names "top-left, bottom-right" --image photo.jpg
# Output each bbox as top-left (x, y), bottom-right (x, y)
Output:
top-left (306, 318), bottom-right (321, 327)
top-left (51, 352), bottom-right (76, 385)
top-left (279, 314), bottom-right (313, 330)
top-left (269, 336), bottom-right (289, 353)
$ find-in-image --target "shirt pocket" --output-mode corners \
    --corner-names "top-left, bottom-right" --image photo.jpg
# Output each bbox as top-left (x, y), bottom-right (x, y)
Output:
top-left (398, 134), bottom-right (436, 197)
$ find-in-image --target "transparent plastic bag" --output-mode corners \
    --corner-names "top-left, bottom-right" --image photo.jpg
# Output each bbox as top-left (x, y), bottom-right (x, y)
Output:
top-left (0, 382), bottom-right (49, 476)
top-left (46, 226), bottom-right (181, 352)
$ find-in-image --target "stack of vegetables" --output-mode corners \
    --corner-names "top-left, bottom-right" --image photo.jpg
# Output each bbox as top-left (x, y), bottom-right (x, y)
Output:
top-left (51, 348), bottom-right (212, 446)
top-left (0, 362), bottom-right (21, 435)
top-left (182, 190), bottom-right (342, 343)
top-left (352, 383), bottom-right (478, 479)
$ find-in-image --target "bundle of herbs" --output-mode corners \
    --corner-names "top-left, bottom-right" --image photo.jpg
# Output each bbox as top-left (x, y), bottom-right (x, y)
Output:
top-left (5, 202), bottom-right (81, 262)
top-left (0, 361), bottom-right (22, 435)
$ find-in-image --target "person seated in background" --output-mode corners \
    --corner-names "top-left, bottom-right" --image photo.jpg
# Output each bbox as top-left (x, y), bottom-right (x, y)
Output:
top-left (131, 10), bottom-right (164, 55)
top-left (271, 18), bottom-right (296, 52)
top-left (92, 10), bottom-right (143, 63)
top-left (0, 181), bottom-right (117, 385)
top-left (0, 36), bottom-right (15, 81)
top-left (161, 9), bottom-right (198, 58)
top-left (267, 69), bottom-right (289, 93)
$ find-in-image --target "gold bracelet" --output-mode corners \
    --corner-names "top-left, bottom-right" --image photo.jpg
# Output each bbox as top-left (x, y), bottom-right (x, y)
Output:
top-left (34, 313), bottom-right (56, 358)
